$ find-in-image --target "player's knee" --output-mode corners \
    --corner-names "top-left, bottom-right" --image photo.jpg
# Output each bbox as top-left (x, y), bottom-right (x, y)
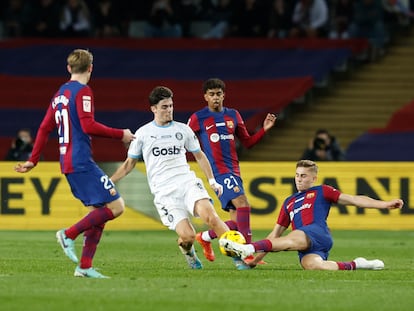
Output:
top-left (108, 199), bottom-right (125, 217)
top-left (301, 256), bottom-right (324, 270)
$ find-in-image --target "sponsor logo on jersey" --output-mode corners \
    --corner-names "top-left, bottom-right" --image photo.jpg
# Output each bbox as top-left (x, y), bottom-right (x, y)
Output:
top-left (209, 133), bottom-right (235, 143)
top-left (206, 124), bottom-right (215, 130)
top-left (152, 146), bottom-right (181, 156)
top-left (289, 203), bottom-right (312, 221)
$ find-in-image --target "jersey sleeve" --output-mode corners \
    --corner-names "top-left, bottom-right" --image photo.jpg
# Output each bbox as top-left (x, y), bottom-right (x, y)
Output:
top-left (187, 113), bottom-right (200, 133)
top-left (29, 105), bottom-right (56, 165)
top-left (184, 124), bottom-right (201, 152)
top-left (127, 128), bottom-right (143, 159)
top-left (76, 87), bottom-right (123, 139)
top-left (234, 110), bottom-right (265, 149)
top-left (276, 198), bottom-right (291, 228)
top-left (322, 184), bottom-right (341, 203)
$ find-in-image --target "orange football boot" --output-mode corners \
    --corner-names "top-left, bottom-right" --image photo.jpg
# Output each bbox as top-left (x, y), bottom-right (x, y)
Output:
top-left (195, 232), bottom-right (215, 261)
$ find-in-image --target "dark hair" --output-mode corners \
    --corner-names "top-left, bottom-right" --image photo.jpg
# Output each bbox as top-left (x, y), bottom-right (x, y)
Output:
top-left (315, 128), bottom-right (330, 137)
top-left (148, 86), bottom-right (173, 106)
top-left (202, 78), bottom-right (225, 93)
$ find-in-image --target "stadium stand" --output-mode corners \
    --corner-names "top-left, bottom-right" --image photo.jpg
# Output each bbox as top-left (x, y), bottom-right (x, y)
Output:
top-left (0, 38), bottom-right (367, 161)
top-left (346, 100), bottom-right (414, 161)
top-left (239, 28), bottom-right (414, 161)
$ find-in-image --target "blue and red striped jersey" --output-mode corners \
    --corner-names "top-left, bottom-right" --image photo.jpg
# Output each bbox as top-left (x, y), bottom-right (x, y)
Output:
top-left (30, 80), bottom-right (123, 173)
top-left (277, 185), bottom-right (341, 230)
top-left (188, 106), bottom-right (265, 177)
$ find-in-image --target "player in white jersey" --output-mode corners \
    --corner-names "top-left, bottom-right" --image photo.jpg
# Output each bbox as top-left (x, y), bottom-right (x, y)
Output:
top-left (111, 86), bottom-right (238, 269)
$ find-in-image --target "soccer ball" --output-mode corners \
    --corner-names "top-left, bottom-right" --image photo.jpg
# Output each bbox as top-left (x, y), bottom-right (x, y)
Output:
top-left (219, 230), bottom-right (246, 257)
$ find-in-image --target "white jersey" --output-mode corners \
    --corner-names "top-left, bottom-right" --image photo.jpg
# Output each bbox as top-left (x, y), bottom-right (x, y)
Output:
top-left (128, 120), bottom-right (201, 193)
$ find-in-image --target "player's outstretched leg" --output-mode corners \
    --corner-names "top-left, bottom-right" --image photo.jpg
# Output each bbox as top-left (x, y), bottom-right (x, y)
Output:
top-left (196, 232), bottom-right (215, 262)
top-left (219, 238), bottom-right (254, 260)
top-left (56, 229), bottom-right (79, 263)
top-left (353, 257), bottom-right (384, 270)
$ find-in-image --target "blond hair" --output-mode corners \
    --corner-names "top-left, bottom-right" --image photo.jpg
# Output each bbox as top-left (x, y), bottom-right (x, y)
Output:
top-left (67, 49), bottom-right (93, 74)
top-left (297, 159), bottom-right (318, 174)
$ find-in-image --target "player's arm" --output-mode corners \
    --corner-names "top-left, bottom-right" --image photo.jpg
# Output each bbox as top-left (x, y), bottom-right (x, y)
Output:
top-left (110, 157), bottom-right (138, 183)
top-left (192, 150), bottom-right (223, 197)
top-left (235, 111), bottom-right (276, 149)
top-left (337, 193), bottom-right (403, 210)
top-left (76, 88), bottom-right (134, 143)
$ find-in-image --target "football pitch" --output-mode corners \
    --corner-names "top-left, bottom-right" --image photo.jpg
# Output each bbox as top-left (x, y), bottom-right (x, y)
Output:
top-left (0, 230), bottom-right (413, 311)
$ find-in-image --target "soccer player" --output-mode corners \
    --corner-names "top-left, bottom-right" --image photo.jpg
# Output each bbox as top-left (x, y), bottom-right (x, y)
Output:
top-left (187, 78), bottom-right (276, 264)
top-left (110, 86), bottom-right (236, 270)
top-left (220, 159), bottom-right (404, 270)
top-left (14, 49), bottom-right (135, 278)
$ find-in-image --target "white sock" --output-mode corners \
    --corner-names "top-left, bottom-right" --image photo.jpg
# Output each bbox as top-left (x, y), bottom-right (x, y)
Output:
top-left (201, 231), bottom-right (212, 242)
top-left (246, 244), bottom-right (255, 253)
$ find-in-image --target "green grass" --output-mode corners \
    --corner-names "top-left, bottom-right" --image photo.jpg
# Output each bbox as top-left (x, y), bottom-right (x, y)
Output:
top-left (0, 230), bottom-right (413, 311)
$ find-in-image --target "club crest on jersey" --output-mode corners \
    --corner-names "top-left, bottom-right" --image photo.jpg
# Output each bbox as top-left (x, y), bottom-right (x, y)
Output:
top-left (306, 192), bottom-right (315, 199)
top-left (109, 188), bottom-right (117, 196)
top-left (233, 186), bottom-right (240, 193)
top-left (226, 120), bottom-right (234, 128)
top-left (175, 132), bottom-right (183, 140)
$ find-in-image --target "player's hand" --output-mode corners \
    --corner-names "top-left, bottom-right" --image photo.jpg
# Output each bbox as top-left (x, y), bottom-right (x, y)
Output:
top-left (122, 129), bottom-right (135, 144)
top-left (209, 178), bottom-right (223, 197)
top-left (263, 113), bottom-right (277, 131)
top-left (14, 161), bottom-right (35, 173)
top-left (388, 199), bottom-right (404, 209)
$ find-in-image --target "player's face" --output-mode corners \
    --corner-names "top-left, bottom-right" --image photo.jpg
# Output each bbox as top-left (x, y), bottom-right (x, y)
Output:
top-left (295, 167), bottom-right (317, 192)
top-left (204, 88), bottom-right (225, 112)
top-left (152, 97), bottom-right (173, 125)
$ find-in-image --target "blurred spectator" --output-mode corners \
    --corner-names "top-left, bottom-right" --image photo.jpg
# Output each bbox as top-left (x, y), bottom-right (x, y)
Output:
top-left (267, 0), bottom-right (294, 38)
top-left (2, 0), bottom-right (31, 37)
top-left (92, 0), bottom-right (122, 38)
top-left (202, 0), bottom-right (235, 38)
top-left (231, 0), bottom-right (268, 37)
top-left (27, 0), bottom-right (62, 37)
top-left (383, 0), bottom-right (413, 30)
top-left (176, 0), bottom-right (205, 37)
top-left (289, 0), bottom-right (329, 38)
top-left (60, 0), bottom-right (92, 37)
top-left (144, 0), bottom-right (183, 38)
top-left (348, 0), bottom-right (386, 56)
top-left (301, 129), bottom-right (346, 161)
top-left (5, 128), bottom-right (34, 161)
top-left (329, 0), bottom-right (354, 39)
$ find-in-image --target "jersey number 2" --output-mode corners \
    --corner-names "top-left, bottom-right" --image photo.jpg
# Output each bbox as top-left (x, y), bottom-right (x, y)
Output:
top-left (55, 109), bottom-right (69, 144)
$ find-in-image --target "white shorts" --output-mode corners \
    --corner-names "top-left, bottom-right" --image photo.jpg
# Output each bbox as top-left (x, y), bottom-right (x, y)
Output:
top-left (153, 177), bottom-right (211, 230)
